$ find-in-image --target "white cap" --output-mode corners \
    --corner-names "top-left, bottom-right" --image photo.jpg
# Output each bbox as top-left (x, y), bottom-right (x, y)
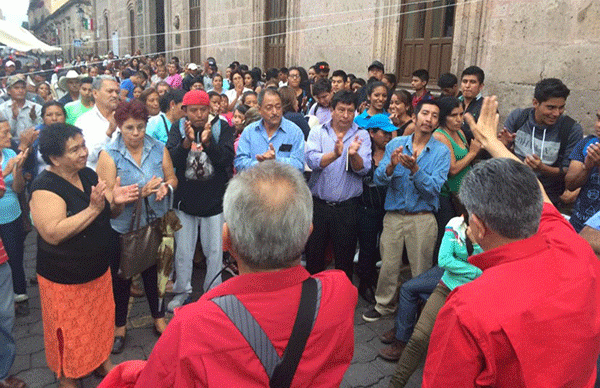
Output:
top-left (5, 60), bottom-right (15, 67)
top-left (187, 63), bottom-right (198, 71)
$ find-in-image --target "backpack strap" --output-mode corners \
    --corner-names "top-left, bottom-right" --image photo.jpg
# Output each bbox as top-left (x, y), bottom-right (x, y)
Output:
top-left (211, 277), bottom-right (322, 388)
top-left (556, 115), bottom-right (576, 168)
top-left (514, 107), bottom-right (533, 132)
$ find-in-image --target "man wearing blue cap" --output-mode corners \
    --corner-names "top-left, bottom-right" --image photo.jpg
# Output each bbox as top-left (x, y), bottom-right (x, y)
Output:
top-left (355, 114), bottom-right (396, 303)
top-left (305, 90), bottom-right (371, 280)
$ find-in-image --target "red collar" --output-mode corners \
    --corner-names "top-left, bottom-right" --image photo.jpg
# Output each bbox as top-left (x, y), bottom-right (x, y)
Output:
top-left (468, 232), bottom-right (550, 271)
top-left (201, 265), bottom-right (310, 300)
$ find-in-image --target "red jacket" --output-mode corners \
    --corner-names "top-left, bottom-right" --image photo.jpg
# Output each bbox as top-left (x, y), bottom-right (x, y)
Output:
top-left (423, 204), bottom-right (600, 387)
top-left (100, 266), bottom-right (357, 387)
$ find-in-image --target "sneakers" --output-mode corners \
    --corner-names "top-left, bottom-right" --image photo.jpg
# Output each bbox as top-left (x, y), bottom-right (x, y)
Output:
top-left (167, 293), bottom-right (192, 313)
top-left (362, 308), bottom-right (383, 322)
top-left (14, 294), bottom-right (28, 303)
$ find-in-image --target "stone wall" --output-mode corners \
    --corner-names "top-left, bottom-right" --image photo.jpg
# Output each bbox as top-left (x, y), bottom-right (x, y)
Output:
top-left (454, 0), bottom-right (600, 133)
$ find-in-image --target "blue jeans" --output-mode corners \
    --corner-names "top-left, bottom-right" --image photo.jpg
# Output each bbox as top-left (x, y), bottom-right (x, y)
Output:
top-left (395, 265), bottom-right (444, 342)
top-left (0, 262), bottom-right (15, 379)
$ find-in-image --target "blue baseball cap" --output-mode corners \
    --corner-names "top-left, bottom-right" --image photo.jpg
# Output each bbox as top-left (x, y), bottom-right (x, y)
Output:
top-left (364, 114), bottom-right (397, 132)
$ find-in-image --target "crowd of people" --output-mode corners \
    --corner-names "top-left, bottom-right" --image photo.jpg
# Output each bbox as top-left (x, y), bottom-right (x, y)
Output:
top-left (0, 50), bottom-right (598, 388)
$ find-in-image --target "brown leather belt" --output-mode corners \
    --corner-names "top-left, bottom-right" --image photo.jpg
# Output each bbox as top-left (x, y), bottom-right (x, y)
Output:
top-left (392, 210), bottom-right (431, 216)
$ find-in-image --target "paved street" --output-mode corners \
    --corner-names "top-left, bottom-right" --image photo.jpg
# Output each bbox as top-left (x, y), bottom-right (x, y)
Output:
top-left (9, 232), bottom-right (423, 387)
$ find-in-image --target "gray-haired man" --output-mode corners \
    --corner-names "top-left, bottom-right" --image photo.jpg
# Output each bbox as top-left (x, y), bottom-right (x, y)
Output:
top-left (98, 161), bottom-right (357, 387)
top-left (74, 75), bottom-right (120, 169)
top-left (421, 97), bottom-right (600, 387)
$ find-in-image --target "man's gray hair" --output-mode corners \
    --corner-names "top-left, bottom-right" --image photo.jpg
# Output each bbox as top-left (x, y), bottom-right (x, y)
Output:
top-left (458, 158), bottom-right (543, 239)
top-left (258, 88), bottom-right (281, 107)
top-left (223, 160), bottom-right (313, 270)
top-left (92, 75), bottom-right (117, 91)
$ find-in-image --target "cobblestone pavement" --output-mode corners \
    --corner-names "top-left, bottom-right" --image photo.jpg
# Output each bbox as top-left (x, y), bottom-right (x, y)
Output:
top-left (9, 232), bottom-right (423, 387)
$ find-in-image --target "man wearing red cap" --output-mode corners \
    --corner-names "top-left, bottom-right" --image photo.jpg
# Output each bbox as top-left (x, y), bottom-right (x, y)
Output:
top-left (165, 90), bottom-right (234, 311)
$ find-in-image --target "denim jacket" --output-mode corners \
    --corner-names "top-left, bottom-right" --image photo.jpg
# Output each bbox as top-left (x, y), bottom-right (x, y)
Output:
top-left (106, 133), bottom-right (168, 234)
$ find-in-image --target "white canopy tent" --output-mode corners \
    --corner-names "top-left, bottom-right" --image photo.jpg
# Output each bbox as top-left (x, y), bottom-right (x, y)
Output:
top-left (0, 19), bottom-right (61, 54)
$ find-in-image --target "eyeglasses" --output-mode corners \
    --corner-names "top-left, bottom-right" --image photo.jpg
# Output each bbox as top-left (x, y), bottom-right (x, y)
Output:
top-left (289, 74), bottom-right (300, 79)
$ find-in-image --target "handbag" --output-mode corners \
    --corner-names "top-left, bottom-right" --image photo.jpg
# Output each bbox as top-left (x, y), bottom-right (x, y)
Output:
top-left (118, 197), bottom-right (162, 279)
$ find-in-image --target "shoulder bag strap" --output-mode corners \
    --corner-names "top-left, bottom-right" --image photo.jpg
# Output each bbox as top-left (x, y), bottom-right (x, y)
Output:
top-left (269, 277), bottom-right (320, 388)
top-left (129, 198), bottom-right (143, 232)
top-left (211, 277), bottom-right (322, 388)
top-left (160, 115), bottom-right (170, 139)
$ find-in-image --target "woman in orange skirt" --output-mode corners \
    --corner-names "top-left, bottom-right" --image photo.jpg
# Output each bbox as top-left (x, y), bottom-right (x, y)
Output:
top-left (29, 123), bottom-right (139, 388)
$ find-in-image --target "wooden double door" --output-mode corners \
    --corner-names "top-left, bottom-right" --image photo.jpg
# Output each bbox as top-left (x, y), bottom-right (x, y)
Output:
top-left (397, 0), bottom-right (456, 85)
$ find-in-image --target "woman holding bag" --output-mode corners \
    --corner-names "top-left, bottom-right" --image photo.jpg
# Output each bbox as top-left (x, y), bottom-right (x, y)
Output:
top-left (96, 100), bottom-right (177, 354)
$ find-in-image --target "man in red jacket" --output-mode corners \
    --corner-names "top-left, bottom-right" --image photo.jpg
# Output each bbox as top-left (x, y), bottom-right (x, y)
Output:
top-left (422, 97), bottom-right (600, 387)
top-left (100, 161), bottom-right (357, 388)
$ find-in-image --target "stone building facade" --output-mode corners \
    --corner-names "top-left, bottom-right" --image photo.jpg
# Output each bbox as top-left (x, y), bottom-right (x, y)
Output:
top-left (28, 0), bottom-right (600, 130)
top-left (28, 0), bottom-right (94, 60)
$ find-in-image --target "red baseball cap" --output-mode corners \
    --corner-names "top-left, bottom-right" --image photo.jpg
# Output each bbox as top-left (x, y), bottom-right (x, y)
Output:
top-left (182, 90), bottom-right (209, 107)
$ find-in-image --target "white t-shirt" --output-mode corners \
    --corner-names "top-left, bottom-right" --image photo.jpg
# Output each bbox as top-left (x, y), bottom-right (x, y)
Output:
top-left (75, 105), bottom-right (118, 170)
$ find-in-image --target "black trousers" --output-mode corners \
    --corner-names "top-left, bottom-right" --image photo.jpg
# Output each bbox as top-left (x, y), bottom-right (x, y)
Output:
top-left (305, 197), bottom-right (358, 280)
top-left (356, 205), bottom-right (385, 287)
top-left (108, 230), bottom-right (165, 328)
top-left (433, 195), bottom-right (458, 265)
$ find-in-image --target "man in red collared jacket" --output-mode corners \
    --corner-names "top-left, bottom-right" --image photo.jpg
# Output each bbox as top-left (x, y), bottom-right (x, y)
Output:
top-left (100, 160), bottom-right (357, 388)
top-left (422, 97), bottom-right (600, 388)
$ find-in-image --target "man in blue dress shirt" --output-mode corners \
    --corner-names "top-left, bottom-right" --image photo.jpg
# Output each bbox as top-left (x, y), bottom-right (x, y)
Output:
top-left (234, 89), bottom-right (305, 172)
top-left (305, 90), bottom-right (372, 280)
top-left (363, 100), bottom-right (450, 322)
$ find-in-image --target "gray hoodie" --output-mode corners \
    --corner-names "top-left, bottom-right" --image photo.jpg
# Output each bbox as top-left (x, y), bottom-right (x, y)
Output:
top-left (504, 108), bottom-right (583, 205)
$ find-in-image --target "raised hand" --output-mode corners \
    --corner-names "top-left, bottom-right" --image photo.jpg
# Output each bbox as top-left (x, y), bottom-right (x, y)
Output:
top-left (5, 148), bottom-right (30, 175)
top-left (525, 154), bottom-right (543, 171)
top-left (90, 180), bottom-right (107, 213)
top-left (390, 146), bottom-right (404, 168)
top-left (107, 111), bottom-right (118, 137)
top-left (497, 128), bottom-right (516, 147)
top-left (398, 150), bottom-right (419, 174)
top-left (155, 183), bottom-right (169, 201)
top-left (185, 120), bottom-right (195, 142)
top-left (348, 135), bottom-right (362, 156)
top-left (257, 144), bottom-right (276, 162)
top-left (201, 120), bottom-right (212, 146)
top-left (358, 101), bottom-right (369, 114)
top-left (334, 132), bottom-right (344, 157)
top-left (469, 138), bottom-right (483, 154)
top-left (141, 175), bottom-right (164, 198)
top-left (112, 176), bottom-right (139, 205)
top-left (11, 103), bottom-right (19, 119)
top-left (19, 128), bottom-right (38, 149)
top-left (585, 143), bottom-right (600, 169)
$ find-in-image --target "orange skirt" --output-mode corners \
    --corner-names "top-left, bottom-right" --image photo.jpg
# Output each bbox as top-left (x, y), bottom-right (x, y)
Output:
top-left (38, 269), bottom-right (115, 378)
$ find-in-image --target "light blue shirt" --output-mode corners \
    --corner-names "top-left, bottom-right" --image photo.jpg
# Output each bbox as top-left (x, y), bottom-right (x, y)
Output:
top-left (305, 121), bottom-right (371, 202)
top-left (0, 148), bottom-right (21, 224)
top-left (234, 117), bottom-right (305, 172)
top-left (585, 210), bottom-right (600, 231)
top-left (146, 112), bottom-right (171, 144)
top-left (374, 134), bottom-right (450, 213)
top-left (105, 134), bottom-right (168, 234)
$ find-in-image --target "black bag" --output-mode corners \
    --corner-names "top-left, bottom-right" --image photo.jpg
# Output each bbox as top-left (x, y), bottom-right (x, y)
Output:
top-left (118, 198), bottom-right (162, 279)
